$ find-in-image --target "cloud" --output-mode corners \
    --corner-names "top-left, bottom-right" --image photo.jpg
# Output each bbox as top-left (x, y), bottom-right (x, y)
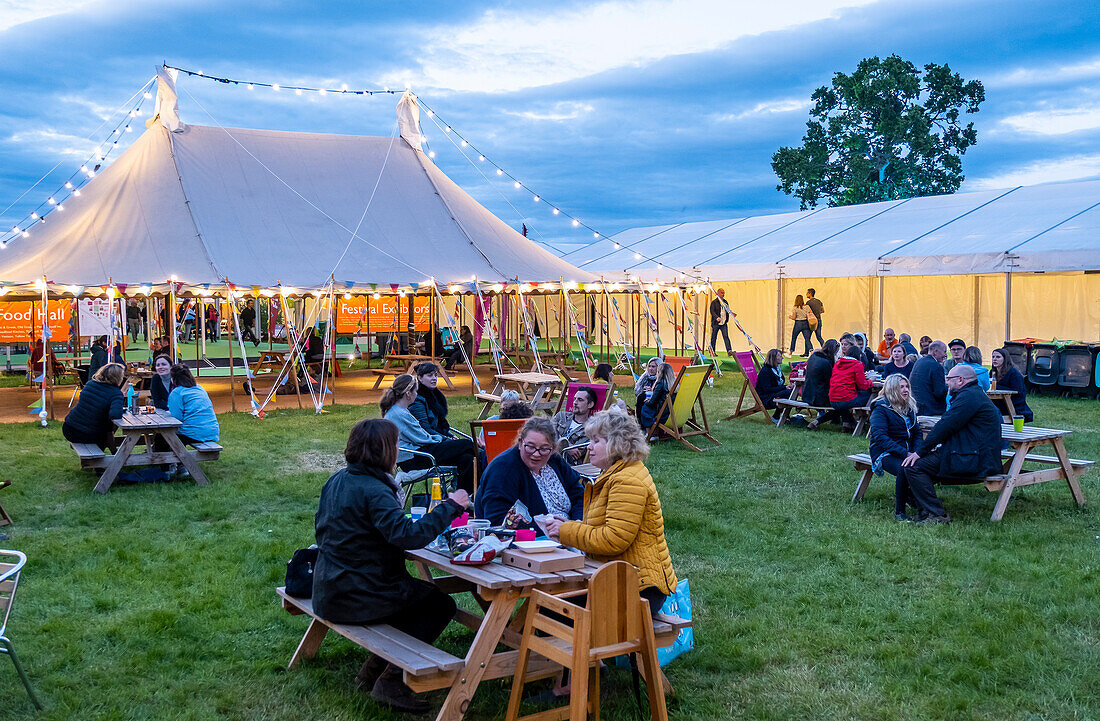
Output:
top-left (967, 154), bottom-right (1100, 190)
top-left (385, 0), bottom-right (881, 93)
top-left (714, 98), bottom-right (810, 122)
top-left (0, 0), bottom-right (91, 32)
top-left (998, 104), bottom-right (1100, 136)
top-left (6, 128), bottom-right (98, 159)
top-left (503, 101), bottom-right (595, 122)
top-left (985, 55), bottom-right (1100, 88)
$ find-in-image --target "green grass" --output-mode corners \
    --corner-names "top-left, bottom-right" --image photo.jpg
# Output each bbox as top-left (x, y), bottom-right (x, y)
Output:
top-left (2, 377), bottom-right (1099, 720)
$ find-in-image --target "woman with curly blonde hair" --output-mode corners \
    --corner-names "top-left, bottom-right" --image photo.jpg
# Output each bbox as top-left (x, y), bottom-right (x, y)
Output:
top-left (544, 410), bottom-right (677, 616)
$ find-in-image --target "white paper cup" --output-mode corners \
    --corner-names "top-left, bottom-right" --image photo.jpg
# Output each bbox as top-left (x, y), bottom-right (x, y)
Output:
top-left (410, 506), bottom-right (427, 521)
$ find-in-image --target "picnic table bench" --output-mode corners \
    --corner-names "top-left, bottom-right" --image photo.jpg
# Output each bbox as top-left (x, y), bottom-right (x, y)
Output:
top-left (847, 422), bottom-right (1093, 520)
top-left (278, 547), bottom-right (690, 720)
top-left (382, 354), bottom-right (456, 389)
top-left (70, 410), bottom-right (222, 493)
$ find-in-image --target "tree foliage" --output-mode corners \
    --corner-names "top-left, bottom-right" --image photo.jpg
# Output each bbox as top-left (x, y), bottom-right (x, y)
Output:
top-left (772, 55), bottom-right (985, 209)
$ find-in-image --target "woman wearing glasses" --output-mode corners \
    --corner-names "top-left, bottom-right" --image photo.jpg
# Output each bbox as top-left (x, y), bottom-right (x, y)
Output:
top-left (473, 416), bottom-right (584, 528)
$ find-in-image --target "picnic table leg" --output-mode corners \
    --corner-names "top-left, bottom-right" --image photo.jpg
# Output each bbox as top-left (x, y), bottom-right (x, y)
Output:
top-left (435, 589), bottom-right (519, 721)
top-left (161, 431), bottom-right (211, 486)
top-left (990, 443), bottom-right (1030, 521)
top-left (852, 467), bottom-right (874, 503)
top-left (775, 404), bottom-right (792, 427)
top-left (94, 433), bottom-right (140, 494)
top-left (1051, 436), bottom-right (1086, 507)
top-left (288, 618), bottom-right (329, 669)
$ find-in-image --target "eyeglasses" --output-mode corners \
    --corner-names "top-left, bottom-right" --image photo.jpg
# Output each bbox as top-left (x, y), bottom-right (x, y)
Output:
top-left (522, 443), bottom-right (553, 456)
top-left (946, 375), bottom-right (965, 382)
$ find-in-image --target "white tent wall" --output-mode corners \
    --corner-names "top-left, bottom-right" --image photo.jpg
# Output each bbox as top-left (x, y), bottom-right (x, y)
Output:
top-left (1012, 272), bottom-right (1100, 343)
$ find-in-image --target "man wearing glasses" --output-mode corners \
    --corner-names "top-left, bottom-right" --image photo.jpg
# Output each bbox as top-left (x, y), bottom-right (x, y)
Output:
top-left (900, 365), bottom-right (1003, 524)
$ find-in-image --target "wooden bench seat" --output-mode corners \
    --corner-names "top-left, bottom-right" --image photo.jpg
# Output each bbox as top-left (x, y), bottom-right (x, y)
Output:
top-left (773, 398), bottom-right (832, 427)
top-left (847, 451), bottom-right (1094, 502)
top-left (366, 368), bottom-right (404, 389)
top-left (475, 392), bottom-right (503, 404)
top-left (277, 587), bottom-right (464, 676)
top-left (71, 439), bottom-right (222, 470)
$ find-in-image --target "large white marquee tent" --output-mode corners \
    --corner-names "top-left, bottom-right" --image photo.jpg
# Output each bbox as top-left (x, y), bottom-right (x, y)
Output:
top-left (570, 181), bottom-right (1100, 353)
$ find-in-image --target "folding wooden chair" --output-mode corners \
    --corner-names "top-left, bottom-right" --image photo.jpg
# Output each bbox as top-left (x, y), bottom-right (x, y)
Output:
top-left (644, 365), bottom-right (719, 452)
top-left (506, 561), bottom-right (668, 721)
top-left (1, 550), bottom-right (42, 710)
top-left (663, 355), bottom-right (693, 378)
top-left (0, 481), bottom-right (11, 527)
top-left (468, 418), bottom-right (528, 479)
top-left (725, 350), bottom-right (768, 420)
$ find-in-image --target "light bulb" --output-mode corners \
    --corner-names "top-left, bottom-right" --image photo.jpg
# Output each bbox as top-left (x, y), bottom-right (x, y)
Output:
top-left (513, 181), bottom-right (521, 189)
top-left (613, 243), bottom-right (621, 249)
top-left (460, 140), bottom-right (468, 147)
top-left (429, 151), bottom-right (436, 158)
top-left (113, 129), bottom-right (120, 135)
top-left (427, 110), bottom-right (434, 117)
top-left (496, 169), bottom-right (503, 176)
top-left (295, 88), bottom-right (302, 95)
top-left (571, 219), bottom-right (579, 227)
top-left (143, 91), bottom-right (152, 99)
top-left (134, 109), bottom-right (142, 116)
top-left (372, 292), bottom-right (380, 299)
top-left (21, 231), bottom-right (28, 238)
top-left (129, 111), bottom-right (135, 118)
top-left (30, 212), bottom-right (38, 220)
top-left (343, 292), bottom-right (351, 299)
top-left (65, 181), bottom-right (73, 188)
top-left (445, 126), bottom-right (451, 133)
top-left (533, 195), bottom-right (540, 202)
top-left (634, 253), bottom-right (642, 259)
top-left (593, 232), bottom-right (599, 238)
top-left (319, 88), bottom-right (327, 96)
top-left (11, 226), bottom-right (17, 232)
top-left (56, 204), bottom-right (64, 211)
top-left (125, 126), bottom-right (132, 132)
top-left (478, 155), bottom-right (485, 161)
top-left (552, 208), bottom-right (559, 215)
top-left (272, 83), bottom-right (280, 91)
top-left (247, 83), bottom-right (254, 90)
top-left (73, 190), bottom-right (81, 196)
top-left (197, 70), bottom-right (204, 76)
top-left (47, 197), bottom-right (56, 205)
top-left (80, 165), bottom-right (88, 172)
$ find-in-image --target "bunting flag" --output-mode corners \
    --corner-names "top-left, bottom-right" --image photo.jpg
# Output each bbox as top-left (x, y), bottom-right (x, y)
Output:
top-left (561, 280), bottom-right (594, 381)
top-left (514, 279), bottom-right (543, 372)
top-left (640, 291), bottom-right (665, 358)
top-left (431, 281), bottom-right (482, 393)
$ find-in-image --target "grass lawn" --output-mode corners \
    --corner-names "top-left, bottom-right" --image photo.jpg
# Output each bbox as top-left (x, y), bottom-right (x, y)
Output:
top-left (2, 374), bottom-right (1099, 720)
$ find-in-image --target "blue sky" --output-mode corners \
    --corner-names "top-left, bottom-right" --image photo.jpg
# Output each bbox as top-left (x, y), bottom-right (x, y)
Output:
top-left (2, 0), bottom-right (1100, 250)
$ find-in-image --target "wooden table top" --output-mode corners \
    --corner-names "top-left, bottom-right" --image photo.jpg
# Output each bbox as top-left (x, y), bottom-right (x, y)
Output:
top-left (986, 388), bottom-right (1017, 397)
top-left (114, 409), bottom-right (181, 430)
top-left (917, 415), bottom-right (1069, 443)
top-left (407, 547), bottom-right (598, 591)
top-left (494, 372), bottom-right (560, 384)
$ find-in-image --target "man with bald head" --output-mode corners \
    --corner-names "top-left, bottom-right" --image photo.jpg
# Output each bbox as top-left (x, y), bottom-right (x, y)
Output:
top-left (876, 328), bottom-right (899, 362)
top-left (900, 364), bottom-right (1003, 523)
top-left (909, 340), bottom-right (949, 415)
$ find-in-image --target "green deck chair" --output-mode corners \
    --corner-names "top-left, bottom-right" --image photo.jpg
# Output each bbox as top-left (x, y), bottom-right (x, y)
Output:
top-left (643, 365), bottom-right (720, 452)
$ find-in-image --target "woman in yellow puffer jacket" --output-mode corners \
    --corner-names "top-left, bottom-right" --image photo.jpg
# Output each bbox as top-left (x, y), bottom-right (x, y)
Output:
top-left (545, 410), bottom-right (677, 615)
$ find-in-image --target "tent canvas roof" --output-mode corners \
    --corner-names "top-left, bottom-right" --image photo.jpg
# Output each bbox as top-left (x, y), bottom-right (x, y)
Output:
top-left (581, 180), bottom-right (1100, 281)
top-left (0, 122), bottom-right (593, 289)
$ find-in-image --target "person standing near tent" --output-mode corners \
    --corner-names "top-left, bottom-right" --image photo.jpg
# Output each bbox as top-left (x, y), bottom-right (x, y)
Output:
top-left (239, 300), bottom-right (259, 346)
top-left (806, 288), bottom-right (825, 347)
top-left (788, 295), bottom-right (813, 357)
top-left (709, 288), bottom-right (733, 357)
top-left (126, 299), bottom-right (142, 342)
top-left (205, 302), bottom-right (219, 342)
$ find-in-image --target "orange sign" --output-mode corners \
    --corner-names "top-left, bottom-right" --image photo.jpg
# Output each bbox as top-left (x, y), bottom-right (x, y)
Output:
top-left (0, 300), bottom-right (71, 343)
top-left (336, 297), bottom-right (431, 334)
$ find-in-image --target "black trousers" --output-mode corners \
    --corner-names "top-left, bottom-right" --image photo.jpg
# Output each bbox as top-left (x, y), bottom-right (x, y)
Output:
top-left (443, 346), bottom-right (465, 370)
top-left (400, 439), bottom-right (478, 492)
top-left (62, 422), bottom-right (116, 452)
top-left (903, 450), bottom-right (983, 518)
top-left (710, 322), bottom-right (732, 354)
top-left (879, 454), bottom-right (916, 515)
top-left (375, 586), bottom-right (456, 644)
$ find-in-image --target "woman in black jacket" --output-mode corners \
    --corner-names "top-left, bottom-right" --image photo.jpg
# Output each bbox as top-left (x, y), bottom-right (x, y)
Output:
top-left (991, 347), bottom-right (1033, 421)
top-left (62, 363), bottom-right (127, 450)
top-left (149, 354), bottom-right (174, 410)
top-left (638, 362), bottom-right (676, 429)
top-left (868, 375), bottom-right (920, 521)
top-left (803, 339), bottom-right (838, 408)
top-left (408, 362), bottom-right (453, 436)
top-left (754, 349), bottom-right (792, 422)
top-left (313, 418), bottom-right (470, 713)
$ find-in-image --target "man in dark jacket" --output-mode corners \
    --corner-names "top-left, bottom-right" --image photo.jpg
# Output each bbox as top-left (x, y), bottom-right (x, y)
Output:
top-left (802, 342), bottom-right (836, 407)
top-left (239, 300), bottom-right (259, 346)
top-left (806, 288), bottom-right (824, 346)
top-left (709, 288), bottom-right (732, 357)
top-left (901, 365), bottom-right (1003, 523)
top-left (909, 340), bottom-right (948, 416)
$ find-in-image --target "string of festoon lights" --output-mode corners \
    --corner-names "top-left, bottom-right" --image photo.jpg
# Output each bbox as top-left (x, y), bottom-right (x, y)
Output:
top-left (158, 65), bottom-right (706, 283)
top-left (1, 76), bottom-right (158, 249)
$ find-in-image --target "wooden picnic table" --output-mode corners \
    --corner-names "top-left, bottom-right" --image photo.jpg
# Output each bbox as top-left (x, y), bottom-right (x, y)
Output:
top-left (381, 353), bottom-right (455, 389)
top-left (75, 410), bottom-right (220, 494)
top-left (986, 387), bottom-right (1017, 419)
top-left (476, 372), bottom-right (562, 419)
top-left (403, 547), bottom-right (684, 720)
top-left (251, 349), bottom-right (287, 375)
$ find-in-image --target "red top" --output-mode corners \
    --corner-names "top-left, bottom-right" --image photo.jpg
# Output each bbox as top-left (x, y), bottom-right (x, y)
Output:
top-left (829, 357), bottom-right (873, 403)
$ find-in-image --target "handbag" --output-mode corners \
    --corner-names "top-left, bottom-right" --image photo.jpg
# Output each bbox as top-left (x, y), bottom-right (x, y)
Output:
top-left (285, 546), bottom-right (319, 598)
top-left (807, 309), bottom-right (818, 329)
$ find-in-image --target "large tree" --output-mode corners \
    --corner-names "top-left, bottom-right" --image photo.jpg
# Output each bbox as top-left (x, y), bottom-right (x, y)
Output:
top-left (772, 55), bottom-right (985, 209)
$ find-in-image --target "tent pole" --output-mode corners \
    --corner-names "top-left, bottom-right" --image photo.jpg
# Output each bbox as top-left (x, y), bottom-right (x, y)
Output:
top-left (169, 285), bottom-right (177, 363)
top-left (228, 297), bottom-right (236, 413)
top-left (972, 276), bottom-right (981, 351)
top-left (195, 298), bottom-right (200, 376)
top-left (429, 290), bottom-right (436, 360)
top-left (877, 276), bottom-right (885, 347)
top-left (776, 276), bottom-right (783, 351)
top-left (1005, 271), bottom-right (1013, 342)
top-left (145, 298), bottom-right (153, 357)
top-left (197, 298), bottom-right (205, 377)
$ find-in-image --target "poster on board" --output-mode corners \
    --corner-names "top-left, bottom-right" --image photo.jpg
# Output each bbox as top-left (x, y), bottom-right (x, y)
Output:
top-left (77, 298), bottom-right (116, 338)
top-left (335, 297), bottom-right (431, 334)
top-left (0, 300), bottom-right (72, 343)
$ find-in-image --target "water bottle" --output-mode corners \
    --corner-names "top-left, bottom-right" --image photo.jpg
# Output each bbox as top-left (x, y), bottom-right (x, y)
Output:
top-left (126, 384), bottom-right (136, 414)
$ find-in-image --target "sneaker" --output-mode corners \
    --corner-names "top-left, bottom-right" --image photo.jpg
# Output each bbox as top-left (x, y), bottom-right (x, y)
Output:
top-left (916, 513), bottom-right (951, 525)
top-left (893, 513), bottom-right (911, 523)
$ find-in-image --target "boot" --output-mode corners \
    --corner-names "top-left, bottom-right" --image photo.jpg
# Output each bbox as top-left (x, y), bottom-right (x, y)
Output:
top-left (371, 665), bottom-right (431, 713)
top-left (355, 654), bottom-right (389, 692)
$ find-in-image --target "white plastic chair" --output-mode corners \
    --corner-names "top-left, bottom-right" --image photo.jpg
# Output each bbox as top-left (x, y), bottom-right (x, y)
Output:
top-left (1, 549), bottom-right (42, 709)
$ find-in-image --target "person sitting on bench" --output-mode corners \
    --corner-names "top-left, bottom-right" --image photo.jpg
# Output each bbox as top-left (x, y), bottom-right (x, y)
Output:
top-left (900, 365), bottom-right (1003, 524)
top-left (313, 418), bottom-right (470, 713)
top-left (638, 362), bottom-right (676, 429)
top-left (825, 345), bottom-right (874, 432)
top-left (443, 325), bottom-right (475, 370)
top-left (868, 375), bottom-right (920, 521)
top-left (62, 362), bottom-right (127, 452)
